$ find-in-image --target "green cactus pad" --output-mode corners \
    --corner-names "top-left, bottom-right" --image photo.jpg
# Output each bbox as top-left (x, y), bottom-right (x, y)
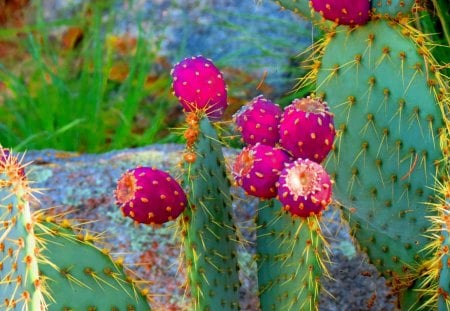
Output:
top-left (257, 199), bottom-right (328, 311)
top-left (0, 152), bottom-right (44, 310)
top-left (36, 220), bottom-right (151, 310)
top-left (316, 19), bottom-right (446, 300)
top-left (271, 0), bottom-right (332, 28)
top-left (371, 0), bottom-right (416, 18)
top-left (181, 116), bottom-right (241, 310)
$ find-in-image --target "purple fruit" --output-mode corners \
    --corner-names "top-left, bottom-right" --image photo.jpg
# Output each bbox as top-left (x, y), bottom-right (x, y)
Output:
top-left (311, 0), bottom-right (371, 26)
top-left (277, 158), bottom-right (332, 217)
top-left (232, 143), bottom-right (290, 199)
top-left (233, 95), bottom-right (282, 146)
top-left (279, 97), bottom-right (335, 163)
top-left (171, 55), bottom-right (228, 121)
top-left (115, 167), bottom-right (187, 225)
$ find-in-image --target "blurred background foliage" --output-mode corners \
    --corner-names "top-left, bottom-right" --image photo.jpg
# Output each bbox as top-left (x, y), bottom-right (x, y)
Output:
top-left (0, 0), bottom-right (315, 153)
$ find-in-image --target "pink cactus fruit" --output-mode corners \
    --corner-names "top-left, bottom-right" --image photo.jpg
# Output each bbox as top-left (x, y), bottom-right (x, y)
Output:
top-left (277, 158), bottom-right (332, 217)
top-left (233, 143), bottom-right (290, 199)
top-left (279, 97), bottom-right (335, 163)
top-left (115, 166), bottom-right (187, 225)
top-left (233, 95), bottom-right (282, 146)
top-left (310, 0), bottom-right (371, 26)
top-left (171, 55), bottom-right (228, 121)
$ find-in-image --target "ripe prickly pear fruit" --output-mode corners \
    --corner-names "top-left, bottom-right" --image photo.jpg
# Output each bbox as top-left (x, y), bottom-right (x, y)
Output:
top-left (310, 0), bottom-right (371, 26)
top-left (233, 143), bottom-right (290, 199)
top-left (279, 96), bottom-right (335, 163)
top-left (233, 95), bottom-right (282, 146)
top-left (171, 55), bottom-right (228, 120)
top-left (277, 158), bottom-right (332, 217)
top-left (115, 166), bottom-right (187, 225)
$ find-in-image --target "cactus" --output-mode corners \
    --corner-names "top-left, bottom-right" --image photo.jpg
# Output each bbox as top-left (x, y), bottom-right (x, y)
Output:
top-left (36, 218), bottom-right (151, 310)
top-left (170, 55), bottom-right (241, 310)
top-left (180, 114), bottom-right (241, 310)
top-left (0, 148), bottom-right (152, 310)
top-left (0, 149), bottom-right (44, 310)
top-left (256, 199), bottom-right (329, 311)
top-left (272, 0), bottom-right (449, 308)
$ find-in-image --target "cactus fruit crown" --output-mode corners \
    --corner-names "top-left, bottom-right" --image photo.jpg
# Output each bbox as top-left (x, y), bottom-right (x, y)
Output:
top-left (278, 158), bottom-right (332, 217)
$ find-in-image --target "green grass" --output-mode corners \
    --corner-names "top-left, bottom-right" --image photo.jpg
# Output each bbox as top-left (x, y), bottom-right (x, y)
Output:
top-left (0, 1), bottom-right (180, 153)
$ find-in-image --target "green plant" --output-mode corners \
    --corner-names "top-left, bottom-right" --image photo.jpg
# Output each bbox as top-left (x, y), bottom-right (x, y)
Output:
top-left (0, 148), bottom-right (151, 310)
top-left (273, 0), bottom-right (449, 309)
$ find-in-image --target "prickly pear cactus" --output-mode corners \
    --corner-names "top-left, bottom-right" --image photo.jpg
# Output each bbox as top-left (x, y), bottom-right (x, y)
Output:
top-left (36, 219), bottom-right (151, 310)
top-left (0, 149), bottom-right (44, 310)
top-left (0, 148), bottom-right (152, 310)
top-left (315, 19), bottom-right (448, 306)
top-left (257, 199), bottom-right (328, 311)
top-left (180, 115), bottom-right (241, 310)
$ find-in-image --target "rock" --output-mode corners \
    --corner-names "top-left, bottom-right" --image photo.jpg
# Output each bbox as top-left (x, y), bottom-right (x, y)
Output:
top-left (23, 144), bottom-right (395, 310)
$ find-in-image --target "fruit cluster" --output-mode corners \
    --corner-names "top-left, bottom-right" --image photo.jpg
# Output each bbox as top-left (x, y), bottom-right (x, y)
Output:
top-left (233, 96), bottom-right (335, 217)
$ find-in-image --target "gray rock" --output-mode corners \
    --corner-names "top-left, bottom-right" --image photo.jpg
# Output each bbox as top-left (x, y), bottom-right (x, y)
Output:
top-left (23, 145), bottom-right (395, 310)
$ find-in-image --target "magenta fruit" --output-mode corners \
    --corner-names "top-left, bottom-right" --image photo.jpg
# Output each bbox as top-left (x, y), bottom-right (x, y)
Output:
top-left (279, 97), bottom-right (335, 163)
top-left (277, 158), bottom-right (332, 217)
top-left (115, 166), bottom-right (187, 225)
top-left (233, 143), bottom-right (290, 199)
top-left (233, 95), bottom-right (282, 146)
top-left (310, 0), bottom-right (371, 26)
top-left (171, 55), bottom-right (228, 121)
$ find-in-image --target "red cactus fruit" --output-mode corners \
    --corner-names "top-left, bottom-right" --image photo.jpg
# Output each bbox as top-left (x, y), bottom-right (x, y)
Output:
top-left (233, 143), bottom-right (290, 199)
top-left (279, 97), bottom-right (335, 163)
top-left (171, 55), bottom-right (228, 121)
top-left (277, 158), bottom-right (332, 217)
top-left (115, 167), bottom-right (187, 225)
top-left (233, 95), bottom-right (282, 146)
top-left (310, 0), bottom-right (370, 26)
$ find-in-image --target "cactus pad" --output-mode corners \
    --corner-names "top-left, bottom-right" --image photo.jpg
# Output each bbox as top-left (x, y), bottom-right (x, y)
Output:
top-left (181, 116), bottom-right (241, 310)
top-left (316, 19), bottom-right (447, 299)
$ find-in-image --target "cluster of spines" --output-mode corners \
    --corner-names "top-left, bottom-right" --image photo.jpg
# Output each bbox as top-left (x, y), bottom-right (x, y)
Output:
top-left (0, 148), bottom-right (45, 311)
